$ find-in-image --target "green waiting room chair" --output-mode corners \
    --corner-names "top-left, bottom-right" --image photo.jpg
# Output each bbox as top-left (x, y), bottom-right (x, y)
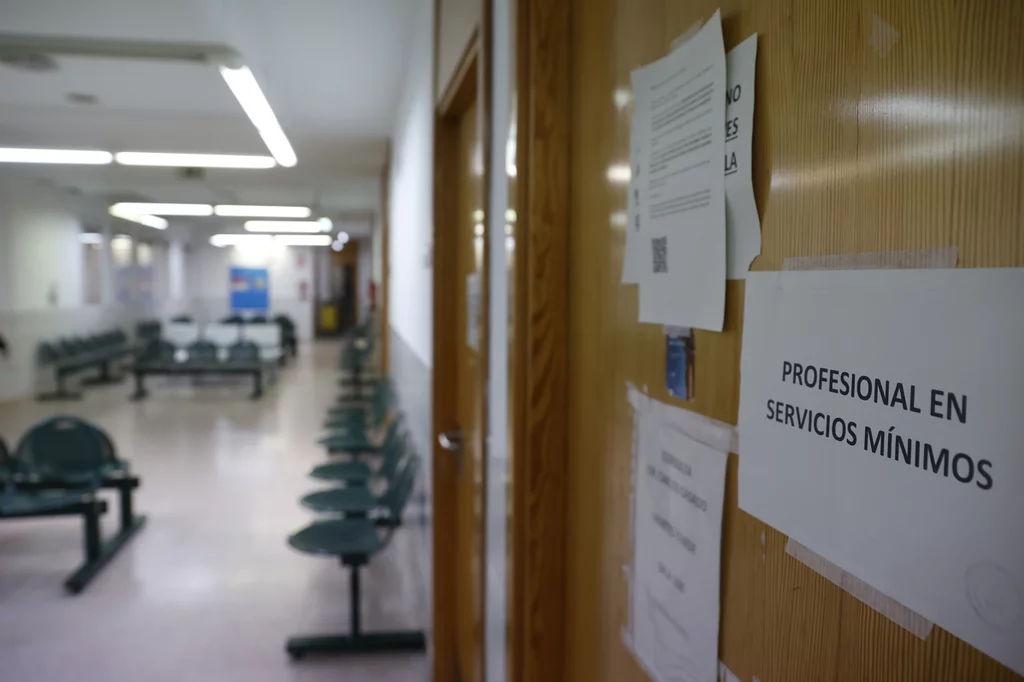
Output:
top-left (318, 414), bottom-right (402, 457)
top-left (301, 441), bottom-right (412, 517)
top-left (1, 416), bottom-right (145, 593)
top-left (285, 457), bottom-right (424, 659)
top-left (308, 429), bottom-right (408, 488)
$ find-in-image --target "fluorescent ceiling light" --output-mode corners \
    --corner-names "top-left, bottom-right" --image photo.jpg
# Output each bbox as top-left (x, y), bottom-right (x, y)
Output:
top-left (210, 234), bottom-right (273, 248)
top-left (0, 147), bottom-right (112, 165)
top-left (214, 205), bottom-right (311, 218)
top-left (108, 205), bottom-right (168, 230)
top-left (115, 152), bottom-right (276, 169)
top-left (317, 217), bottom-right (333, 232)
top-left (111, 202), bottom-right (213, 216)
top-left (244, 220), bottom-right (324, 233)
top-left (275, 235), bottom-right (331, 246)
top-left (336, 231), bottom-right (350, 244)
top-left (219, 65), bottom-right (297, 168)
top-left (78, 232), bottom-right (104, 244)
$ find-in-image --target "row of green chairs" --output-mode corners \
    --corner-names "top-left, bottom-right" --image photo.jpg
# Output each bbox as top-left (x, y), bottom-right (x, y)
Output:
top-left (37, 329), bottom-right (135, 400)
top-left (0, 416), bottom-right (146, 593)
top-left (285, 343), bottom-right (425, 659)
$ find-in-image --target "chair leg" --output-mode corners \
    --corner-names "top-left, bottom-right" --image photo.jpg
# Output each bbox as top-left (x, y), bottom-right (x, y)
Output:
top-left (285, 564), bottom-right (426, 659)
top-left (37, 370), bottom-right (83, 401)
top-left (65, 497), bottom-right (145, 595)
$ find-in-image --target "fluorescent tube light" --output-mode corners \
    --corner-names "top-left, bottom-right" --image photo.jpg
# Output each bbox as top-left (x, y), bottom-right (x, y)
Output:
top-left (274, 235), bottom-right (332, 246)
top-left (210, 234), bottom-right (273, 248)
top-left (244, 220), bottom-right (325, 234)
top-left (219, 65), bottom-right (297, 168)
top-left (214, 205), bottom-right (311, 218)
top-left (115, 152), bottom-right (276, 169)
top-left (108, 205), bottom-right (168, 230)
top-left (0, 147), bottom-right (112, 165)
top-left (78, 232), bottom-right (104, 244)
top-left (317, 217), bottom-right (333, 232)
top-left (111, 202), bottom-right (213, 216)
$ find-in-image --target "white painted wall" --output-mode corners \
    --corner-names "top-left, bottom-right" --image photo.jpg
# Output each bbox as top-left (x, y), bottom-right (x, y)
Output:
top-left (437, 0), bottom-right (480, 100)
top-left (184, 243), bottom-right (314, 340)
top-left (388, 0), bottom-right (436, 365)
top-left (0, 177), bottom-right (145, 401)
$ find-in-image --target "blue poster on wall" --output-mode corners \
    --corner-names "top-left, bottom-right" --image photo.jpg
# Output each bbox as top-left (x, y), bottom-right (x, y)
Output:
top-left (230, 267), bottom-right (269, 311)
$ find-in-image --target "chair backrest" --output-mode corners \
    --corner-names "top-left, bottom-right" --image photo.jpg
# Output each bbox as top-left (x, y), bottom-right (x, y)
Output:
top-left (37, 342), bottom-right (60, 365)
top-left (228, 340), bottom-right (260, 363)
top-left (171, 314), bottom-right (194, 323)
top-left (221, 315), bottom-right (245, 325)
top-left (187, 339), bottom-right (219, 363)
top-left (241, 323), bottom-right (281, 348)
top-left (381, 455), bottom-right (420, 522)
top-left (274, 315), bottom-right (296, 333)
top-left (250, 315), bottom-right (267, 324)
top-left (369, 382), bottom-right (393, 425)
top-left (163, 322), bottom-right (200, 348)
top-left (377, 431), bottom-right (409, 482)
top-left (140, 339), bottom-right (176, 363)
top-left (202, 323), bottom-right (240, 347)
top-left (14, 416), bottom-right (108, 485)
top-left (0, 434), bottom-right (10, 470)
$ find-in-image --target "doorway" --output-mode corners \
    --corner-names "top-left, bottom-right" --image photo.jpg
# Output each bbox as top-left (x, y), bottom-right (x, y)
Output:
top-left (432, 44), bottom-right (486, 682)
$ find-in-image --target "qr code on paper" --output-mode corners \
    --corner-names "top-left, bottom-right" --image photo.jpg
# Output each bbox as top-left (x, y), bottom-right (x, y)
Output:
top-left (651, 236), bottom-right (668, 273)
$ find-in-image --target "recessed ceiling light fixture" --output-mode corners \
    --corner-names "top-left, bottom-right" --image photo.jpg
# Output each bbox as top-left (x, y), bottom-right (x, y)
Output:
top-left (110, 202), bottom-right (213, 216)
top-left (210, 234), bottom-right (273, 248)
top-left (115, 152), bottom-right (276, 169)
top-left (108, 204), bottom-right (168, 230)
top-left (78, 232), bottom-right (104, 244)
top-left (219, 65), bottom-right (297, 168)
top-left (0, 147), bottom-right (113, 165)
top-left (275, 234), bottom-right (331, 246)
top-left (244, 220), bottom-right (326, 234)
top-left (215, 205), bottom-right (311, 218)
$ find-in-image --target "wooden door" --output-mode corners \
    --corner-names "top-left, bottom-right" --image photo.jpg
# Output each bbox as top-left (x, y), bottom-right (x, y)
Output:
top-left (434, 45), bottom-right (486, 682)
top-left (509, 0), bottom-right (1024, 680)
top-left (454, 96), bottom-right (485, 682)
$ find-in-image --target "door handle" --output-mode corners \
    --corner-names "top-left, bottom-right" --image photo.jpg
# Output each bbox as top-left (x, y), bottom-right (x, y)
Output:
top-left (438, 429), bottom-right (463, 475)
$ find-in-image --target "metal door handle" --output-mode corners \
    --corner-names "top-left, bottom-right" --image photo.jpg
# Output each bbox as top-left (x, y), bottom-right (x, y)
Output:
top-left (438, 429), bottom-right (463, 475)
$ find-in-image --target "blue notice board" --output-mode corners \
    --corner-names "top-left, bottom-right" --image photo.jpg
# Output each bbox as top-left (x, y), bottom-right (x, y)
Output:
top-left (230, 267), bottom-right (269, 311)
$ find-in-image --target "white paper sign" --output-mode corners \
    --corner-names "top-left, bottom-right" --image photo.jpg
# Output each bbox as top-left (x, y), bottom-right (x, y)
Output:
top-left (724, 34), bottom-right (760, 280)
top-left (739, 267), bottom-right (1024, 676)
top-left (633, 11), bottom-right (727, 331)
top-left (633, 400), bottom-right (728, 682)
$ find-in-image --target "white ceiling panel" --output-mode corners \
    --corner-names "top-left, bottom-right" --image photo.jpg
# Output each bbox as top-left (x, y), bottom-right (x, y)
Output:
top-left (0, 0), bottom-right (417, 214)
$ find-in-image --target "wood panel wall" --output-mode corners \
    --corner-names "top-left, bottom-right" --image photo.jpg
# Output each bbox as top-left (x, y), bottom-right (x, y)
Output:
top-left (559, 1), bottom-right (1024, 681)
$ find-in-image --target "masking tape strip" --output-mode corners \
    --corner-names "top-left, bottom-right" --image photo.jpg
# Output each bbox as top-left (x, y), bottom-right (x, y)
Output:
top-left (776, 247), bottom-right (953, 641)
top-left (782, 246), bottom-right (958, 271)
top-left (786, 538), bottom-right (934, 639)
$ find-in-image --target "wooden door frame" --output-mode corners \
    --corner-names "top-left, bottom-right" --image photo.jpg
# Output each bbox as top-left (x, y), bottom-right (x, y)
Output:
top-left (508, 0), bottom-right (571, 680)
top-left (432, 25), bottom-right (490, 682)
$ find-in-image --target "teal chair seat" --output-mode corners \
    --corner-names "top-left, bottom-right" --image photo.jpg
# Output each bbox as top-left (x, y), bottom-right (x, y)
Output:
top-left (0, 489), bottom-right (96, 516)
top-left (319, 418), bottom-right (400, 455)
top-left (310, 430), bottom-right (407, 485)
top-left (309, 460), bottom-right (373, 483)
top-left (288, 518), bottom-right (382, 557)
top-left (300, 486), bottom-right (378, 514)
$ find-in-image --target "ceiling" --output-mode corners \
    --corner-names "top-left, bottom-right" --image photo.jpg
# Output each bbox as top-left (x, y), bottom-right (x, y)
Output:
top-left (0, 0), bottom-right (418, 238)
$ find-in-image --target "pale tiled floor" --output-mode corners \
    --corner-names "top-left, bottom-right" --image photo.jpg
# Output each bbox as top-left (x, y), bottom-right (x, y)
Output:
top-left (0, 342), bottom-right (428, 682)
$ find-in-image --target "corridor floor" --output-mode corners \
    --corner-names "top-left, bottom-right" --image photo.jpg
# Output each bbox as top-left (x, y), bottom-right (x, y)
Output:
top-left (0, 342), bottom-right (428, 682)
